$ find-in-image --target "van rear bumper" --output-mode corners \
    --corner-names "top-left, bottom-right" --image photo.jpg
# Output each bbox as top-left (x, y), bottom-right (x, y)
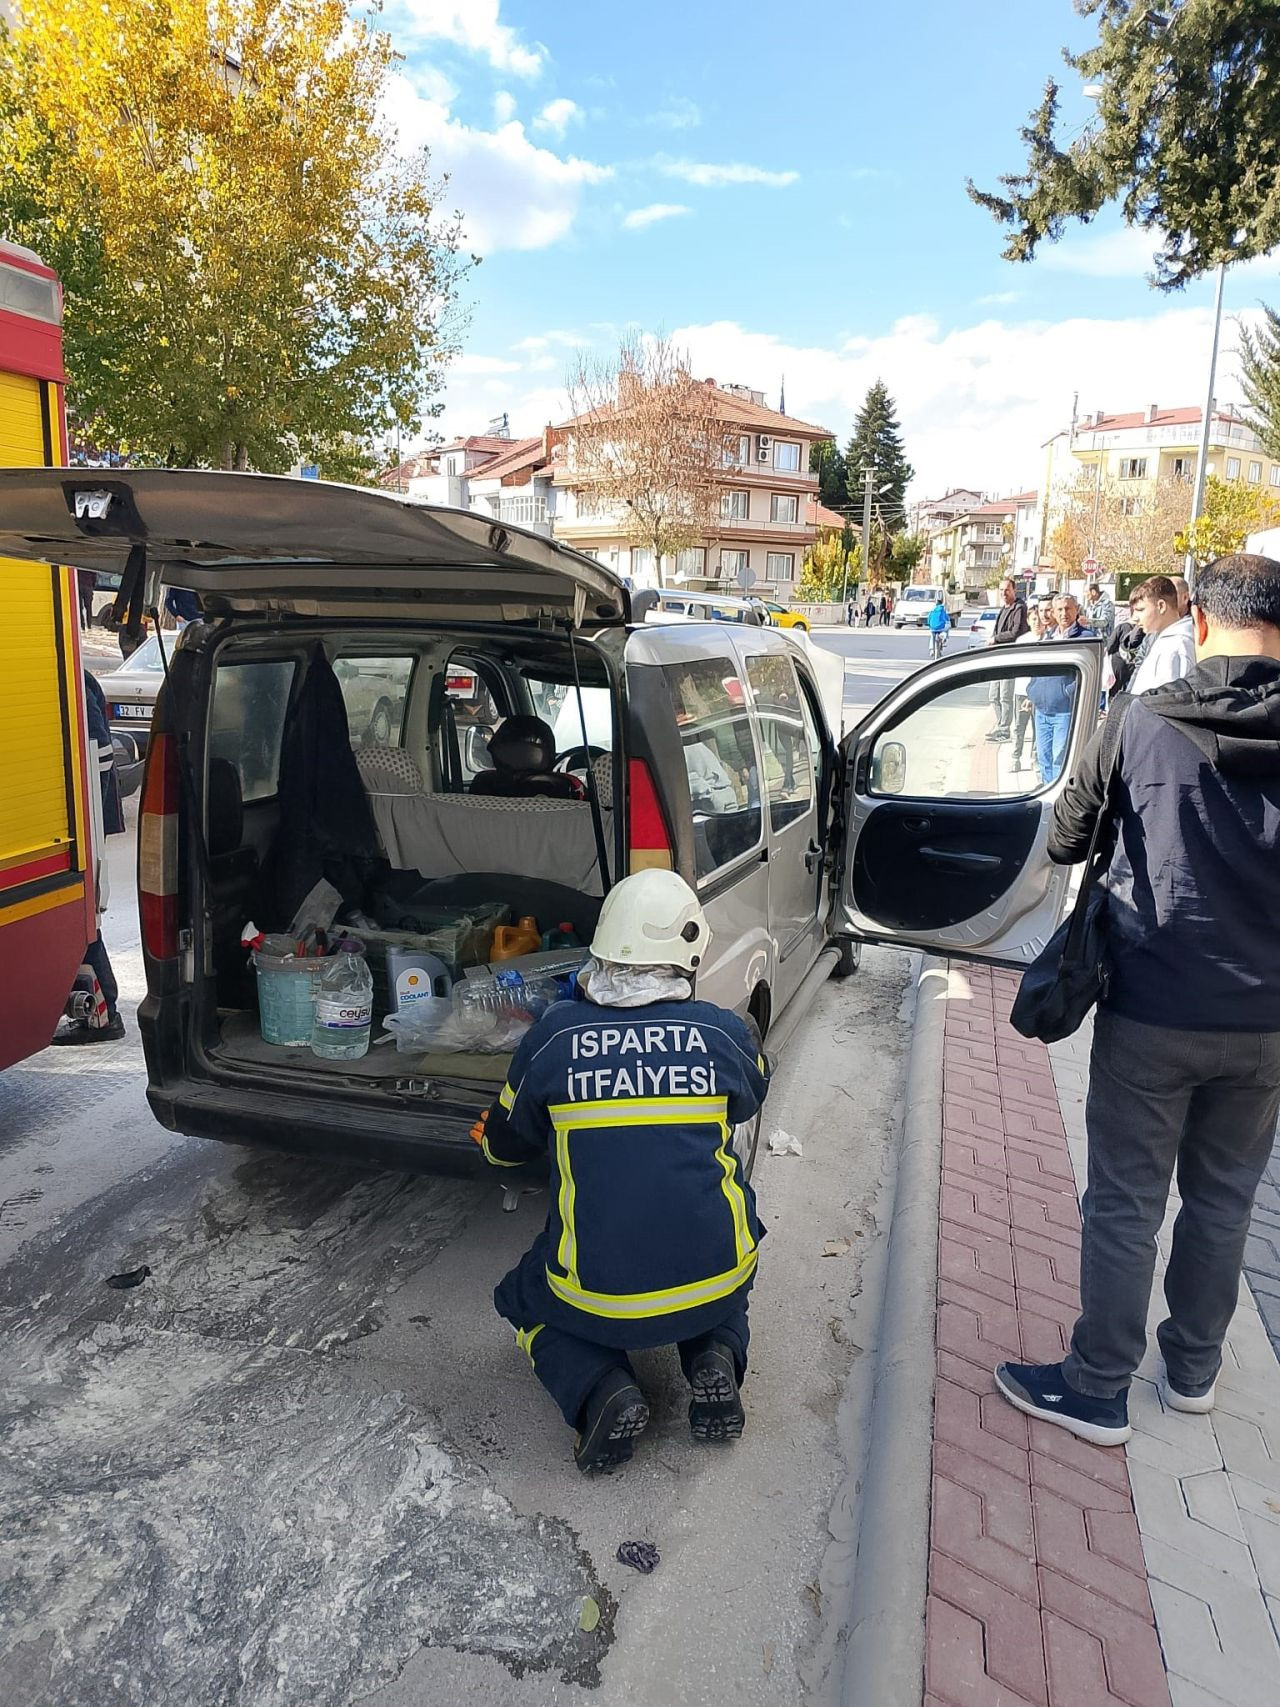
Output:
top-left (145, 1078), bottom-right (531, 1178)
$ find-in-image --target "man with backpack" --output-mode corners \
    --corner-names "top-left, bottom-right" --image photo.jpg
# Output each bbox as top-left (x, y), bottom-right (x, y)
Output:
top-left (995, 553), bottom-right (1280, 1446)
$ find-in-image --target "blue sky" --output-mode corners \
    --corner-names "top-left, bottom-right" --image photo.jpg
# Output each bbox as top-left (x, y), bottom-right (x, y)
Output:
top-left (378, 0), bottom-right (1280, 496)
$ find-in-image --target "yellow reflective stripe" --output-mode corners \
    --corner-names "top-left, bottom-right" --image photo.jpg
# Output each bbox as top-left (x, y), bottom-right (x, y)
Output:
top-left (515, 1324), bottom-right (544, 1363)
top-left (757, 1055), bottom-right (767, 1075)
top-left (555, 1126), bottom-right (579, 1283)
top-left (481, 1135), bottom-right (524, 1169)
top-left (716, 1120), bottom-right (754, 1266)
top-left (549, 1096), bottom-right (728, 1129)
top-left (499, 1082), bottom-right (516, 1112)
top-left (545, 1250), bottom-right (758, 1319)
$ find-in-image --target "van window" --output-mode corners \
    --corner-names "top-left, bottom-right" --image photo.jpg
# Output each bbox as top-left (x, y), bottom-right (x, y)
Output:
top-left (209, 661), bottom-right (294, 802)
top-left (444, 665), bottom-right (504, 785)
top-left (745, 654), bottom-right (813, 831)
top-left (664, 657), bottom-right (762, 880)
top-left (333, 655), bottom-right (414, 748)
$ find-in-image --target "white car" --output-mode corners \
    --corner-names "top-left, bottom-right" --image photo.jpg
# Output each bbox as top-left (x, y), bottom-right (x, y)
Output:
top-left (969, 610), bottom-right (999, 645)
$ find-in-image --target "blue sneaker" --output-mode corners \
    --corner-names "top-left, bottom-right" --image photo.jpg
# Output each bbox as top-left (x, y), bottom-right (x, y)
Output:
top-left (994, 1360), bottom-right (1131, 1447)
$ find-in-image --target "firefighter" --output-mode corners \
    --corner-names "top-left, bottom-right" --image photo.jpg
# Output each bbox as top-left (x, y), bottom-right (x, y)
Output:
top-left (472, 869), bottom-right (770, 1473)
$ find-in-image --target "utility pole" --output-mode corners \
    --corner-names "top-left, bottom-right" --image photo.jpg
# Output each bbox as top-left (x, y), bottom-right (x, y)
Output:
top-left (861, 463), bottom-right (875, 592)
top-left (1186, 260), bottom-right (1227, 591)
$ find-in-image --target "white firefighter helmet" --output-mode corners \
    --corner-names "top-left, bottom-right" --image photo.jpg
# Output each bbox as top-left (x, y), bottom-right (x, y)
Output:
top-left (589, 869), bottom-right (711, 971)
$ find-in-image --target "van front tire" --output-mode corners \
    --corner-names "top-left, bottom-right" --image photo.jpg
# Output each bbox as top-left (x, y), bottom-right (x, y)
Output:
top-left (832, 938), bottom-right (862, 978)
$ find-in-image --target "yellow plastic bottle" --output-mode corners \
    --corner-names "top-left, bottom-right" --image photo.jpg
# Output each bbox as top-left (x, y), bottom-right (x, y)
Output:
top-left (491, 916), bottom-right (541, 961)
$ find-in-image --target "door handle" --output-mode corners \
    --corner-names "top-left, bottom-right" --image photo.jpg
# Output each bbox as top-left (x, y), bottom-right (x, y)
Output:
top-left (901, 815), bottom-right (932, 835)
top-left (804, 839), bottom-right (823, 872)
top-left (919, 846), bottom-right (1003, 872)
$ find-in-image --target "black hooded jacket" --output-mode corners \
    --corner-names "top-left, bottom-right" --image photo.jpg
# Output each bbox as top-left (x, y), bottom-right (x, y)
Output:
top-left (1049, 657), bottom-right (1280, 1031)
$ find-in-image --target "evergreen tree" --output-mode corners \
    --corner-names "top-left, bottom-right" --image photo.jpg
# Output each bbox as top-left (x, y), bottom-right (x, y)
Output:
top-left (844, 381), bottom-right (914, 532)
top-left (1240, 304), bottom-right (1280, 460)
top-left (809, 437), bottom-right (847, 511)
top-left (969, 1), bottom-right (1280, 291)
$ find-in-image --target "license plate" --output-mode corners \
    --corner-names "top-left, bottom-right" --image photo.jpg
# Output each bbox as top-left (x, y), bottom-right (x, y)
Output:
top-left (112, 703), bottom-right (150, 720)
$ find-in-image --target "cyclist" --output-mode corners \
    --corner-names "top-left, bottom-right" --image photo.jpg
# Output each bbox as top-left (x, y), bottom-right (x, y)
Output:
top-left (926, 595), bottom-right (950, 662)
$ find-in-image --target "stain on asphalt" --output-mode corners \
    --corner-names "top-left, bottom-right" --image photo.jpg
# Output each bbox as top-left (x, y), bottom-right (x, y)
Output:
top-left (0, 1151), bottom-right (613, 1703)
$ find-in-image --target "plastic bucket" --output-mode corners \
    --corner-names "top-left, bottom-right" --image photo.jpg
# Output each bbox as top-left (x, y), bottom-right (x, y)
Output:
top-left (254, 954), bottom-right (322, 1046)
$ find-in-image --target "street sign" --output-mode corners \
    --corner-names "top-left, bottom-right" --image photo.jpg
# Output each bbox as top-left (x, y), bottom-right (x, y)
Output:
top-left (1081, 555), bottom-right (1099, 575)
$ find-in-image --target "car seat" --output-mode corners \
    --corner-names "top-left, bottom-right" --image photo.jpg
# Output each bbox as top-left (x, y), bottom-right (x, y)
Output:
top-left (469, 715), bottom-right (583, 800)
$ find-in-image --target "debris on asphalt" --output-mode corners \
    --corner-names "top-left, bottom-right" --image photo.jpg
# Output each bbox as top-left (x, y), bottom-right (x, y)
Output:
top-left (579, 1595), bottom-right (601, 1632)
top-left (501, 1188), bottom-right (521, 1213)
top-left (616, 1540), bottom-right (659, 1574)
top-left (767, 1129), bottom-right (803, 1158)
top-left (821, 1238), bottom-right (851, 1257)
top-left (762, 1640), bottom-right (776, 1675)
top-left (104, 1265), bottom-right (151, 1290)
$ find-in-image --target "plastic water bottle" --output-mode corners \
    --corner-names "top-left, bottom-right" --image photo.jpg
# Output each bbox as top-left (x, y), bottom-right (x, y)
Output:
top-left (311, 952), bottom-right (373, 1060)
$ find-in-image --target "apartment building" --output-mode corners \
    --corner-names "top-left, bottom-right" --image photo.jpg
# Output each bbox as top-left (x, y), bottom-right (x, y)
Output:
top-left (377, 428), bottom-right (560, 535)
top-left (924, 491), bottom-right (1039, 593)
top-left (551, 382), bottom-right (830, 598)
top-left (1063, 402), bottom-right (1280, 496)
top-left (908, 486), bottom-right (987, 537)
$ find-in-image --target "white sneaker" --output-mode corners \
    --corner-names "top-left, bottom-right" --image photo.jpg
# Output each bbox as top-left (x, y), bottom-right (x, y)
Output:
top-left (1161, 1374), bottom-right (1216, 1414)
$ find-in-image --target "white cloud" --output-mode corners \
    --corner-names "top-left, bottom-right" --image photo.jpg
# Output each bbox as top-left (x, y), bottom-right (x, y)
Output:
top-left (1038, 226), bottom-right (1280, 284)
top-left (492, 89), bottom-right (517, 125)
top-left (622, 202), bottom-right (691, 230)
top-left (656, 157), bottom-right (799, 188)
top-left (646, 97), bottom-right (701, 131)
top-left (452, 352), bottom-right (522, 374)
top-left (381, 74), bottom-right (612, 253)
top-left (978, 290), bottom-right (1022, 305)
top-left (394, 0), bottom-right (545, 77)
top-left (533, 98), bottom-right (582, 138)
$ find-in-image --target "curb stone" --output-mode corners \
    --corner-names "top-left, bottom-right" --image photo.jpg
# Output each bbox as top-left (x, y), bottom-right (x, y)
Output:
top-left (839, 956), bottom-right (947, 1707)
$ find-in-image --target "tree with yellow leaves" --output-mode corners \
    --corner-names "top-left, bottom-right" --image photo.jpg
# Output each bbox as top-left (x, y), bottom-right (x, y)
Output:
top-left (0, 0), bottom-right (467, 474)
top-left (1175, 475), bottom-right (1280, 567)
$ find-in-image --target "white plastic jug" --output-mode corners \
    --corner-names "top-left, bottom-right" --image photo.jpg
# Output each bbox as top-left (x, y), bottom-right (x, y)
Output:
top-left (386, 948), bottom-right (452, 1031)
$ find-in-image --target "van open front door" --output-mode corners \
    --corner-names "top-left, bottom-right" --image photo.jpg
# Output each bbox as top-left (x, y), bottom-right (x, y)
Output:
top-left (832, 641), bottom-right (1104, 966)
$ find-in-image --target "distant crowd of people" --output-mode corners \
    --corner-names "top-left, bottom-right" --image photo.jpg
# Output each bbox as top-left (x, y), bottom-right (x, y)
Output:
top-left (847, 592), bottom-right (894, 626)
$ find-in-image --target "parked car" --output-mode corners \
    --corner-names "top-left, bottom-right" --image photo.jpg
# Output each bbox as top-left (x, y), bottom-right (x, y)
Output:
top-left (759, 600), bottom-right (810, 631)
top-left (94, 631), bottom-right (165, 797)
top-left (968, 610), bottom-right (999, 645)
top-left (656, 591), bottom-right (775, 625)
top-left (0, 469), bottom-right (1103, 1178)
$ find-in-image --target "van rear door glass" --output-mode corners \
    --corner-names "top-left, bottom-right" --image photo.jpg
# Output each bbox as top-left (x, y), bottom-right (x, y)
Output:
top-left (662, 657), bottom-right (762, 881)
top-left (209, 661), bottom-right (295, 802)
top-left (745, 653), bottom-right (814, 831)
top-left (333, 655), bottom-right (414, 749)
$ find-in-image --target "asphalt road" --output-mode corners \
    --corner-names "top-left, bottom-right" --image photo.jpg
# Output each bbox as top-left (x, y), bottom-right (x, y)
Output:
top-left (0, 632), bottom-right (921, 1707)
top-left (811, 612), bottom-right (987, 723)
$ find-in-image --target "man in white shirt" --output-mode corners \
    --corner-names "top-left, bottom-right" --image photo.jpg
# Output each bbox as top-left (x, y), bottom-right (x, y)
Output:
top-left (1128, 574), bottom-right (1196, 697)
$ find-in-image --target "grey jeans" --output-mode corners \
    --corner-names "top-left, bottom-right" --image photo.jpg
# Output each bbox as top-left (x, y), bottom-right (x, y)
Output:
top-left (989, 676), bottom-right (1014, 733)
top-left (1064, 1008), bottom-right (1280, 1399)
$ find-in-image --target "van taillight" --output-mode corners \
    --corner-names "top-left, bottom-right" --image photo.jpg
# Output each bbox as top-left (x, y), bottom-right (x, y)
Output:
top-left (139, 732), bottom-right (179, 959)
top-left (627, 758), bottom-right (673, 872)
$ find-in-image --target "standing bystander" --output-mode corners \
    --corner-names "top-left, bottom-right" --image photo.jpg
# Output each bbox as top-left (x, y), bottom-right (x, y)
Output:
top-left (1023, 593), bottom-right (1089, 779)
top-left (1128, 574), bottom-right (1196, 696)
top-left (995, 553), bottom-right (1280, 1445)
top-left (985, 576), bottom-right (1030, 742)
top-left (1084, 581), bottom-right (1116, 641)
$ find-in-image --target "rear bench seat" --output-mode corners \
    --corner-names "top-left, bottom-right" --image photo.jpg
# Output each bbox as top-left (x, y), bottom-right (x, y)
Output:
top-left (356, 746), bottom-right (614, 894)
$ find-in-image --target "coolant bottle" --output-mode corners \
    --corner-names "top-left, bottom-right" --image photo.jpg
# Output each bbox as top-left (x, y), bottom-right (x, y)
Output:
top-left (311, 952), bottom-right (374, 1061)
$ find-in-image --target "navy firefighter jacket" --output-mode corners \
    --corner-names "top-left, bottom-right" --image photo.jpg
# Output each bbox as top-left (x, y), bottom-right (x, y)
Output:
top-left (483, 997), bottom-right (770, 1346)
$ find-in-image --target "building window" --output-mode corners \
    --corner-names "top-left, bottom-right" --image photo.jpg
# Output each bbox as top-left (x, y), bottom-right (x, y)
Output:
top-left (1270, 466), bottom-right (1280, 488)
top-left (1171, 455), bottom-right (1192, 481)
top-left (766, 552), bottom-right (795, 581)
top-left (770, 493), bottom-right (798, 524)
top-left (631, 548), bottom-right (655, 582)
top-left (675, 547), bottom-right (706, 578)
top-left (723, 434), bottom-right (751, 467)
top-left (1118, 457), bottom-right (1147, 480)
top-left (1227, 456), bottom-right (1241, 479)
top-left (719, 549), bottom-right (749, 581)
top-left (1249, 460), bottom-right (1262, 483)
top-left (773, 441), bottom-right (800, 473)
top-left (721, 489), bottom-right (750, 521)
top-left (1120, 496), bottom-right (1141, 516)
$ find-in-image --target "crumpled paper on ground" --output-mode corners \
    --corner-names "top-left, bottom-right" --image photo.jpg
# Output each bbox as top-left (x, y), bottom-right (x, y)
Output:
top-left (767, 1129), bottom-right (803, 1158)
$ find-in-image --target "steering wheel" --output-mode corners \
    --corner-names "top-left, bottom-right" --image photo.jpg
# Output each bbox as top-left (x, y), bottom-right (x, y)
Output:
top-left (555, 744), bottom-right (608, 773)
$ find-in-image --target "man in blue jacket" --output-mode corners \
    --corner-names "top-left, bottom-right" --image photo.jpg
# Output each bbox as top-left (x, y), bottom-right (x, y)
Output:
top-left (997, 553), bottom-right (1280, 1446)
top-left (926, 595), bottom-right (950, 660)
top-left (1025, 592), bottom-right (1090, 779)
top-left (474, 869), bottom-right (770, 1473)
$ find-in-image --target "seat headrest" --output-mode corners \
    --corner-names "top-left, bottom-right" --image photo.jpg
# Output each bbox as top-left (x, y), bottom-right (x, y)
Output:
top-left (355, 745), bottom-right (424, 795)
top-left (207, 757), bottom-right (243, 858)
top-left (487, 716), bottom-right (556, 776)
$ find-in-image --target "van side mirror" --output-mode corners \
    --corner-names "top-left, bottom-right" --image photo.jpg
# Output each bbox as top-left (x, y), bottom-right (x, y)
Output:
top-left (872, 740), bottom-right (907, 795)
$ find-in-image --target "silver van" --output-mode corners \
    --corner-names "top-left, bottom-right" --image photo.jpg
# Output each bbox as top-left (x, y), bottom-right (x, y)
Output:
top-left (0, 470), bottom-right (1103, 1175)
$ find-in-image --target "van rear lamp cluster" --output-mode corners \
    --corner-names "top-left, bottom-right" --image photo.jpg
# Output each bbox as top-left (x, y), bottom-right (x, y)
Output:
top-left (139, 732), bottom-right (179, 959)
top-left (627, 758), bottom-right (673, 872)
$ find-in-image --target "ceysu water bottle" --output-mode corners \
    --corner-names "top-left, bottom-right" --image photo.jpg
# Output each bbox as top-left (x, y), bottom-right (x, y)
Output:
top-left (311, 952), bottom-right (373, 1060)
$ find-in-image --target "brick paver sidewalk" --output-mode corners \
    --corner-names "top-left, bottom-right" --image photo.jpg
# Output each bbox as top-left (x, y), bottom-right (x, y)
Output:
top-left (925, 962), bottom-right (1280, 1707)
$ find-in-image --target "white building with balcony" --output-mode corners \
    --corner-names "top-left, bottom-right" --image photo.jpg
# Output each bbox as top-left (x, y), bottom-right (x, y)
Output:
top-left (1061, 401), bottom-right (1280, 498)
